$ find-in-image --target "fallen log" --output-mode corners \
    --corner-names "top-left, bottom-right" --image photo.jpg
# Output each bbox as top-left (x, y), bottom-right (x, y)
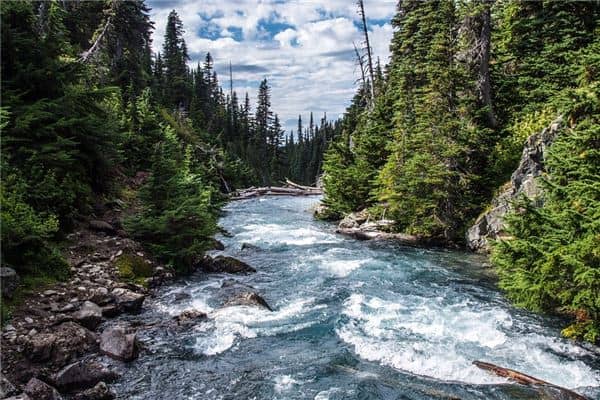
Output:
top-left (231, 182), bottom-right (322, 200)
top-left (284, 178), bottom-right (321, 192)
top-left (473, 361), bottom-right (588, 400)
top-left (336, 227), bottom-right (421, 246)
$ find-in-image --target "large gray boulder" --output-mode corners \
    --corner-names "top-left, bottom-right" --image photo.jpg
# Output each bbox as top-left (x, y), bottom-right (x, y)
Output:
top-left (100, 326), bottom-right (138, 362)
top-left (467, 116), bottom-right (563, 252)
top-left (0, 267), bottom-right (19, 299)
top-left (54, 361), bottom-right (119, 392)
top-left (218, 281), bottom-right (272, 311)
top-left (111, 288), bottom-right (145, 314)
top-left (199, 256), bottom-right (256, 274)
top-left (24, 322), bottom-right (97, 367)
top-left (24, 378), bottom-right (62, 400)
top-left (73, 301), bottom-right (103, 330)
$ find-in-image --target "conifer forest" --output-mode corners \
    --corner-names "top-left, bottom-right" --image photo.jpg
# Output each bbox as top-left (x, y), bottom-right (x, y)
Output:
top-left (1, 1), bottom-right (599, 399)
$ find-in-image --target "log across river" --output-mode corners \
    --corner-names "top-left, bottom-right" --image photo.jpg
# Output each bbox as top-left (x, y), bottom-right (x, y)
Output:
top-left (112, 196), bottom-right (599, 399)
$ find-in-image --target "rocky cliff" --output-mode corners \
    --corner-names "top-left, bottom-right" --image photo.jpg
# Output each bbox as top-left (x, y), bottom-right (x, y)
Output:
top-left (467, 116), bottom-right (564, 252)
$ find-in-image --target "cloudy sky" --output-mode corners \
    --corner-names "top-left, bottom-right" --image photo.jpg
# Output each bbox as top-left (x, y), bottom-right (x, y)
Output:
top-left (146, 0), bottom-right (396, 133)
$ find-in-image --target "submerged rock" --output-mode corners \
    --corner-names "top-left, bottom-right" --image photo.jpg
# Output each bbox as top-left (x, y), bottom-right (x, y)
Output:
top-left (173, 310), bottom-right (208, 326)
top-left (54, 361), bottom-right (119, 392)
top-left (24, 378), bottom-right (62, 400)
top-left (208, 238), bottom-right (225, 251)
top-left (198, 255), bottom-right (256, 274)
top-left (0, 267), bottom-right (19, 299)
top-left (466, 116), bottom-right (563, 252)
top-left (100, 326), bottom-right (138, 362)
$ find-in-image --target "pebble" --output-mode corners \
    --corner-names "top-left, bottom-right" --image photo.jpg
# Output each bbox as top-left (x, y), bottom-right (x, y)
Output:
top-left (27, 328), bottom-right (38, 336)
top-left (4, 324), bottom-right (15, 332)
top-left (43, 290), bottom-right (58, 296)
top-left (24, 317), bottom-right (34, 324)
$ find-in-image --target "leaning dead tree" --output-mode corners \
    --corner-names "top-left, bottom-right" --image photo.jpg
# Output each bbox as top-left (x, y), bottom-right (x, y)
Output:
top-left (79, 17), bottom-right (112, 63)
top-left (357, 0), bottom-right (375, 105)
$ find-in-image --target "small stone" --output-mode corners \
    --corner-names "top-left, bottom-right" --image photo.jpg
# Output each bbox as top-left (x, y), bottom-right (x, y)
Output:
top-left (4, 324), bottom-right (15, 332)
top-left (27, 328), bottom-right (38, 336)
top-left (43, 290), bottom-right (58, 296)
top-left (24, 317), bottom-right (34, 324)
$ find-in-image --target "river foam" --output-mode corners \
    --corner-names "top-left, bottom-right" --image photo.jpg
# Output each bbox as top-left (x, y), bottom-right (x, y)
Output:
top-left (337, 293), bottom-right (600, 389)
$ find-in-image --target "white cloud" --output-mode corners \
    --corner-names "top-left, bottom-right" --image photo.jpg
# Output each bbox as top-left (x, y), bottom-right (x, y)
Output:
top-left (147, 0), bottom-right (396, 133)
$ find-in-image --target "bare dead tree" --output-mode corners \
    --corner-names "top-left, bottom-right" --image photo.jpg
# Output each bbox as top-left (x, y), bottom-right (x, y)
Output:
top-left (353, 42), bottom-right (368, 92)
top-left (460, 1), bottom-right (496, 127)
top-left (79, 17), bottom-right (112, 63)
top-left (357, 0), bottom-right (375, 105)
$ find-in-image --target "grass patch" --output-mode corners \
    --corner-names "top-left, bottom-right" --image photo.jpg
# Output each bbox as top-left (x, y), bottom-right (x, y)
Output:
top-left (1, 273), bottom-right (62, 326)
top-left (115, 253), bottom-right (154, 286)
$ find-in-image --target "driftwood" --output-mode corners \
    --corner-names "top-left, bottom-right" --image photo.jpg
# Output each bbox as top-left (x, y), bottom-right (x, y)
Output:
top-left (231, 180), bottom-right (322, 200)
top-left (336, 227), bottom-right (420, 246)
top-left (473, 361), bottom-right (588, 400)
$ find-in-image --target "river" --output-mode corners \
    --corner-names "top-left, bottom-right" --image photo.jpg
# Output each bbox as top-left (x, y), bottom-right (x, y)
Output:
top-left (113, 196), bottom-right (600, 399)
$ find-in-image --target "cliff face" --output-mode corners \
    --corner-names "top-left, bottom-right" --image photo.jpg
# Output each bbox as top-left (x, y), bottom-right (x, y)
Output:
top-left (467, 116), bottom-right (564, 252)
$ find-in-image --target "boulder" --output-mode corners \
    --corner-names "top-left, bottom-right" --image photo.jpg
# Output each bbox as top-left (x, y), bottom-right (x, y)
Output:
top-left (467, 117), bottom-right (563, 252)
top-left (198, 256), bottom-right (256, 274)
top-left (73, 382), bottom-right (115, 400)
top-left (173, 310), bottom-right (207, 326)
top-left (99, 326), bottom-right (138, 361)
top-left (25, 333), bottom-right (56, 362)
top-left (73, 301), bottom-right (103, 330)
top-left (101, 305), bottom-right (121, 318)
top-left (111, 288), bottom-right (145, 314)
top-left (240, 243), bottom-right (261, 252)
top-left (89, 288), bottom-right (111, 306)
top-left (338, 209), bottom-right (370, 229)
top-left (88, 220), bottom-right (115, 234)
top-left (54, 361), bottom-right (119, 392)
top-left (208, 238), bottom-right (225, 251)
top-left (0, 373), bottom-right (18, 398)
top-left (24, 378), bottom-right (62, 400)
top-left (47, 322), bottom-right (98, 367)
top-left (223, 291), bottom-right (273, 311)
top-left (0, 267), bottom-right (19, 299)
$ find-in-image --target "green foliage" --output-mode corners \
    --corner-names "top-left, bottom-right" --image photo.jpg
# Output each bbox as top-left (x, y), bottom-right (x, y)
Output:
top-left (125, 123), bottom-right (220, 273)
top-left (492, 85), bottom-right (600, 343)
top-left (1, 165), bottom-right (69, 280)
top-left (115, 253), bottom-right (154, 285)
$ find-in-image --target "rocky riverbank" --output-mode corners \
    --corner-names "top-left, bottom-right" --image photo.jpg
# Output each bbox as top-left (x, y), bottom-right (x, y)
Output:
top-left (0, 213), bottom-right (267, 399)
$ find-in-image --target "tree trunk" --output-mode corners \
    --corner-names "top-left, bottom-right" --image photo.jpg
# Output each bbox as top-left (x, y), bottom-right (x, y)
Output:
top-left (477, 2), bottom-right (496, 127)
top-left (358, 0), bottom-right (375, 105)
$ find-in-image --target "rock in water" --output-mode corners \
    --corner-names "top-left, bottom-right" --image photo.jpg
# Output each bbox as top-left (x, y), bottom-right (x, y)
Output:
top-left (73, 301), bottom-right (103, 330)
top-left (466, 117), bottom-right (563, 252)
top-left (199, 255), bottom-right (256, 274)
top-left (173, 310), bottom-right (208, 326)
top-left (100, 326), bottom-right (138, 361)
top-left (111, 288), bottom-right (145, 314)
top-left (0, 267), bottom-right (19, 299)
top-left (73, 382), bottom-right (115, 400)
top-left (224, 292), bottom-right (273, 311)
top-left (24, 378), bottom-right (62, 400)
top-left (54, 361), bottom-right (119, 392)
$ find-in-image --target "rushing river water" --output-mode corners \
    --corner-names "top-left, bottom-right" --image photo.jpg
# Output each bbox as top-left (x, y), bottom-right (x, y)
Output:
top-left (113, 196), bottom-right (600, 399)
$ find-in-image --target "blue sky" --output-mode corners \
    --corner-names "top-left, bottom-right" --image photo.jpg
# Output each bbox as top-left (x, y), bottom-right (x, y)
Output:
top-left (146, 0), bottom-right (396, 133)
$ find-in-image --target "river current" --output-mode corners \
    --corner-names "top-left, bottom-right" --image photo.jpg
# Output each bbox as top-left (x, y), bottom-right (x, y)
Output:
top-left (113, 196), bottom-right (600, 399)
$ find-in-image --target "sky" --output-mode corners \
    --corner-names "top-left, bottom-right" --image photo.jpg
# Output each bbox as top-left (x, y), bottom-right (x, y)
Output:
top-left (146, 0), bottom-right (396, 134)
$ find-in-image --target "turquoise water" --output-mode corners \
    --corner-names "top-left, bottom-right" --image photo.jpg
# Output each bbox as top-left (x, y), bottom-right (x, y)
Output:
top-left (114, 196), bottom-right (599, 399)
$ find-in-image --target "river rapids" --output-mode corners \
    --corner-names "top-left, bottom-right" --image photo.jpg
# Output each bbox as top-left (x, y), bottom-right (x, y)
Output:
top-left (112, 196), bottom-right (599, 399)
